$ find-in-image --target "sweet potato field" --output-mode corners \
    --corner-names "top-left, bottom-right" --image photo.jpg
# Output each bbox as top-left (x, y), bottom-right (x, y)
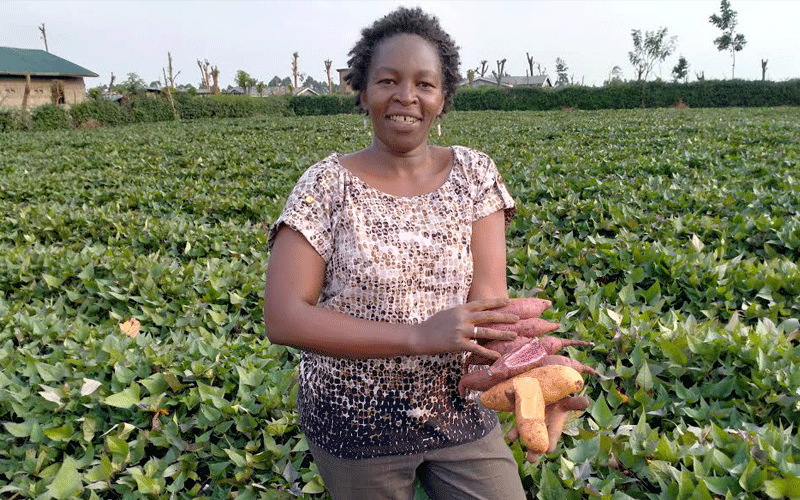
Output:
top-left (1, 107), bottom-right (799, 499)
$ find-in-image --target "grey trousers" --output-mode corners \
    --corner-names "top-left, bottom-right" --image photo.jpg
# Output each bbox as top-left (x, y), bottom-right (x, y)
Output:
top-left (307, 424), bottom-right (527, 500)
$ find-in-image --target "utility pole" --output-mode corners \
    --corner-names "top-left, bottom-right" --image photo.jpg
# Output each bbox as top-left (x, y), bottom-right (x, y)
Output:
top-left (39, 23), bottom-right (49, 52)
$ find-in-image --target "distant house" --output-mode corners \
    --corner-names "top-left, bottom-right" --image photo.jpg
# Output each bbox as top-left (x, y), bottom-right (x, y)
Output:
top-left (0, 46), bottom-right (98, 110)
top-left (337, 68), bottom-right (353, 94)
top-left (293, 86), bottom-right (318, 96)
top-left (464, 75), bottom-right (552, 89)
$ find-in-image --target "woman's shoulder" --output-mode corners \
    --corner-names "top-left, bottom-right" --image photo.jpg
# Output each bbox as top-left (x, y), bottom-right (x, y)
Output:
top-left (293, 152), bottom-right (347, 192)
top-left (450, 145), bottom-right (498, 177)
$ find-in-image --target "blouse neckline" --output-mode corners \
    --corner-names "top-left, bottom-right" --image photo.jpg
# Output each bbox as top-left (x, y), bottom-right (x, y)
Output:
top-left (330, 146), bottom-right (459, 200)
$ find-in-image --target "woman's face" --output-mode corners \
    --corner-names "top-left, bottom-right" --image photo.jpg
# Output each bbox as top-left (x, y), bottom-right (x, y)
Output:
top-left (361, 33), bottom-right (445, 155)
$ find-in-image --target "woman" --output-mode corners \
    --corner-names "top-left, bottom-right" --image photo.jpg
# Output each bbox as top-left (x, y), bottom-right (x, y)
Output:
top-left (264, 7), bottom-right (570, 499)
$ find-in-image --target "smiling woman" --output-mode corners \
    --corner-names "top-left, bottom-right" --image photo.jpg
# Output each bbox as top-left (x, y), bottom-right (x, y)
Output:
top-left (262, 6), bottom-right (575, 499)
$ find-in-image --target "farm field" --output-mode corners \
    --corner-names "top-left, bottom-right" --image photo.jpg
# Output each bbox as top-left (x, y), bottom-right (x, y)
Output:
top-left (1, 107), bottom-right (799, 499)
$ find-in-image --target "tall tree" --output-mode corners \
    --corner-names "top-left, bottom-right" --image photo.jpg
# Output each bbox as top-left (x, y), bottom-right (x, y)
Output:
top-left (709, 0), bottom-right (746, 79)
top-left (672, 56), bottom-right (689, 83)
top-left (492, 59), bottom-right (506, 87)
top-left (477, 60), bottom-right (488, 77)
top-left (761, 59), bottom-right (768, 81)
top-left (38, 23), bottom-right (48, 52)
top-left (555, 58), bottom-right (570, 86)
top-left (628, 27), bottom-right (676, 81)
top-left (324, 59), bottom-right (333, 94)
top-left (292, 52), bottom-right (299, 90)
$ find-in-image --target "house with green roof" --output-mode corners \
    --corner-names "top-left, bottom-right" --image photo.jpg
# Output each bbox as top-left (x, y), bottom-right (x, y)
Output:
top-left (0, 46), bottom-right (98, 110)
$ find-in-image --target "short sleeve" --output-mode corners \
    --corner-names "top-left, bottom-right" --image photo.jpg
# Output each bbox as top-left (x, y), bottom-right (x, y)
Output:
top-left (268, 158), bottom-right (338, 262)
top-left (472, 152), bottom-right (516, 225)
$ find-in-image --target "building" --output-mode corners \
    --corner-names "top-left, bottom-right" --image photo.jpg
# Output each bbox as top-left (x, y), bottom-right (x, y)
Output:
top-left (0, 46), bottom-right (98, 110)
top-left (464, 74), bottom-right (553, 89)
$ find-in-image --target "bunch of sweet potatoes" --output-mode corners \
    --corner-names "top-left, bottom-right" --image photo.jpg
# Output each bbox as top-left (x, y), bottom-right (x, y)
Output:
top-left (469, 298), bottom-right (595, 455)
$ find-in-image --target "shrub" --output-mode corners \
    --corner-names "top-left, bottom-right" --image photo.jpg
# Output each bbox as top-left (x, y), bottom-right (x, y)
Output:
top-left (287, 95), bottom-right (360, 116)
top-left (31, 104), bottom-right (71, 131)
top-left (70, 98), bottom-right (127, 127)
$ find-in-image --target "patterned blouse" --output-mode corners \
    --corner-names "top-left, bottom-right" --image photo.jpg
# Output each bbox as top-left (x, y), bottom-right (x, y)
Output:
top-left (268, 145), bottom-right (516, 459)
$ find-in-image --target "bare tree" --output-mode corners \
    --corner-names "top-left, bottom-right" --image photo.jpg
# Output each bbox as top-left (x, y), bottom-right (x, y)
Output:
top-left (211, 66), bottom-right (220, 94)
top-left (477, 60), bottom-right (488, 77)
top-left (467, 68), bottom-right (475, 87)
top-left (493, 59), bottom-right (506, 86)
top-left (197, 59), bottom-right (211, 90)
top-left (22, 73), bottom-right (31, 126)
top-left (325, 59), bottom-right (333, 94)
top-left (292, 52), bottom-right (299, 90)
top-left (526, 52), bottom-right (534, 78)
top-left (108, 72), bottom-right (116, 93)
top-left (39, 23), bottom-right (49, 52)
top-left (761, 58), bottom-right (768, 81)
top-left (162, 52), bottom-right (180, 120)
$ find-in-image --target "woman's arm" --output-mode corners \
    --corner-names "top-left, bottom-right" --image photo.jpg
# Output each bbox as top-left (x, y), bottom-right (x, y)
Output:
top-left (263, 224), bottom-right (517, 359)
top-left (467, 209), bottom-right (510, 302)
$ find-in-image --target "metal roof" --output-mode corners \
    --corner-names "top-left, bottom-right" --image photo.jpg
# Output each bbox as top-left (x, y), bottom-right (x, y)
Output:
top-left (0, 46), bottom-right (98, 77)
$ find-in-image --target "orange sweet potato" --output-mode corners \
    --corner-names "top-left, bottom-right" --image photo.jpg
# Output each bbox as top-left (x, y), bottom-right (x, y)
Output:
top-left (512, 377), bottom-right (549, 454)
top-left (481, 365), bottom-right (585, 412)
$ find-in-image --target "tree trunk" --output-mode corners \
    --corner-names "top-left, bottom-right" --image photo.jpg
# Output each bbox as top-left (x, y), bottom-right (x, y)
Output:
top-left (22, 73), bottom-right (31, 127)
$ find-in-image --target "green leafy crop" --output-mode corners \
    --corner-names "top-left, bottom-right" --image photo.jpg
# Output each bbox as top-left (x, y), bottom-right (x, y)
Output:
top-left (1, 108), bottom-right (798, 499)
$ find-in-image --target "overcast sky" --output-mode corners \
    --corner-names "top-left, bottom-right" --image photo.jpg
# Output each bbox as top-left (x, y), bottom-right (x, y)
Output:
top-left (4, 1), bottom-right (799, 89)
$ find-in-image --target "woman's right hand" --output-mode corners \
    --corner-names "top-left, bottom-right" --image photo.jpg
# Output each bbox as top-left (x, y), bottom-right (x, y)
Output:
top-left (413, 297), bottom-right (520, 359)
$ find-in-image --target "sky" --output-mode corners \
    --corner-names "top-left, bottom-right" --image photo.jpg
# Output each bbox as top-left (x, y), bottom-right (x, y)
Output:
top-left (3, 0), bottom-right (799, 89)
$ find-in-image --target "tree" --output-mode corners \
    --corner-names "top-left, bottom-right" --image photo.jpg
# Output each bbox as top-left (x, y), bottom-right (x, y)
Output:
top-left (671, 56), bottom-right (689, 83)
top-left (235, 70), bottom-right (254, 94)
top-left (123, 72), bottom-right (146, 94)
top-left (39, 23), bottom-right (48, 52)
top-left (709, 0), bottom-right (746, 79)
top-left (268, 76), bottom-right (282, 87)
top-left (197, 59), bottom-right (211, 90)
top-left (555, 58), bottom-right (570, 86)
top-left (292, 52), bottom-right (299, 90)
top-left (628, 27), bottom-right (676, 81)
top-left (256, 81), bottom-right (265, 96)
top-left (324, 59), bottom-right (333, 94)
top-left (493, 59), bottom-right (506, 86)
top-left (466, 68), bottom-right (475, 87)
top-left (761, 59), bottom-right (768, 81)
top-left (477, 60), bottom-right (488, 77)
top-left (604, 65), bottom-right (624, 86)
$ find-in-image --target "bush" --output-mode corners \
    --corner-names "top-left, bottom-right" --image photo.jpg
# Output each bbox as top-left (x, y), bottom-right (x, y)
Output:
top-left (453, 80), bottom-right (800, 111)
top-left (0, 109), bottom-right (24, 132)
top-left (31, 104), bottom-right (71, 131)
top-left (70, 98), bottom-right (127, 126)
top-left (288, 94), bottom-right (360, 116)
top-left (175, 94), bottom-right (291, 119)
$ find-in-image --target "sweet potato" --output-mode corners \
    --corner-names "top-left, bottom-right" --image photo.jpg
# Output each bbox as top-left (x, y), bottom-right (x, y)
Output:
top-left (538, 336), bottom-right (594, 355)
top-left (478, 317), bottom-right (560, 338)
top-left (512, 377), bottom-right (549, 454)
top-left (544, 396), bottom-right (590, 453)
top-left (492, 298), bottom-right (552, 320)
top-left (481, 364), bottom-right (585, 412)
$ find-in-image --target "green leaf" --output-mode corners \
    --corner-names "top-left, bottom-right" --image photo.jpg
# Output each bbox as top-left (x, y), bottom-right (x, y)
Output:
top-left (301, 474), bottom-right (326, 494)
top-left (739, 458), bottom-right (766, 492)
top-left (44, 424), bottom-right (74, 442)
top-left (43, 273), bottom-right (64, 288)
top-left (589, 395), bottom-right (615, 429)
top-left (764, 476), bottom-right (800, 499)
top-left (4, 420), bottom-right (33, 438)
top-left (635, 361), bottom-right (654, 392)
top-left (104, 384), bottom-right (141, 408)
top-left (539, 465), bottom-right (565, 500)
top-left (48, 455), bottom-right (82, 500)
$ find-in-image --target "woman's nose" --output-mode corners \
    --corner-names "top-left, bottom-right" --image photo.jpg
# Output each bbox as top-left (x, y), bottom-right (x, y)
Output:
top-left (395, 82), bottom-right (417, 104)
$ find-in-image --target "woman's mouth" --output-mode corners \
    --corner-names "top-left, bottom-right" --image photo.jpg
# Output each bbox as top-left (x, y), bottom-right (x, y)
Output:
top-left (387, 115), bottom-right (421, 124)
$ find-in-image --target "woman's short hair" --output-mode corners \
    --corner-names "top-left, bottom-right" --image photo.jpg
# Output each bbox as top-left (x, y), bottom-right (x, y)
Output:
top-left (345, 6), bottom-right (461, 113)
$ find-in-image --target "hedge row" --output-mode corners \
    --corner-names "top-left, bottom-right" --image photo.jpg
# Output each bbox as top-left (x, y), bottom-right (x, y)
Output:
top-left (453, 79), bottom-right (800, 111)
top-left (0, 94), bottom-right (293, 132)
top-left (3, 80), bottom-right (798, 132)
